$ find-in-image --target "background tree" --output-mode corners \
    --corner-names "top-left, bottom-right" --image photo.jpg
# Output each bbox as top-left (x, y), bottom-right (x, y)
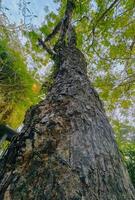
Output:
top-left (0, 13), bottom-right (41, 128)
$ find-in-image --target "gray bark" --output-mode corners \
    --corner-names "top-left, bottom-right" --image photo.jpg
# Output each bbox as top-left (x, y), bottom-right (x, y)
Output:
top-left (0, 45), bottom-right (135, 200)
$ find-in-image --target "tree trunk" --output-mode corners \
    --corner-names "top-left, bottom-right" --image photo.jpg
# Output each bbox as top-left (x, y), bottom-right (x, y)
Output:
top-left (0, 45), bottom-right (134, 200)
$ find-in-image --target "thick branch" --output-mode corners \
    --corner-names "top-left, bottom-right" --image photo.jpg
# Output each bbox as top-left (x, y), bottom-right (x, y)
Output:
top-left (59, 0), bottom-right (75, 42)
top-left (38, 0), bottom-right (75, 54)
top-left (44, 21), bottom-right (62, 43)
top-left (38, 38), bottom-right (55, 57)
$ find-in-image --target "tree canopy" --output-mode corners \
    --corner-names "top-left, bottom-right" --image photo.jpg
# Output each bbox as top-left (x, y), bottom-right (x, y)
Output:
top-left (26, 0), bottom-right (135, 129)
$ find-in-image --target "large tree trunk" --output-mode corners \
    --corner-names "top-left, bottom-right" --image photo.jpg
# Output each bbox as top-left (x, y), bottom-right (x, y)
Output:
top-left (0, 45), bottom-right (135, 199)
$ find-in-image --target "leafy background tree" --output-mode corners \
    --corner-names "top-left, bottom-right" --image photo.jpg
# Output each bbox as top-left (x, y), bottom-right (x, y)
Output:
top-left (0, 14), bottom-right (41, 128)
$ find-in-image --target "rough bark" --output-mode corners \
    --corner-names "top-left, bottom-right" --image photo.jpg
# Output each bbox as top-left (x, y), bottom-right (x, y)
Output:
top-left (0, 44), bottom-right (135, 200)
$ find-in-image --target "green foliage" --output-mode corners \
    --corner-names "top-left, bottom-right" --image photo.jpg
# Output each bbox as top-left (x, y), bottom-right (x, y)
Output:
top-left (120, 142), bottom-right (135, 187)
top-left (0, 33), bottom-right (41, 128)
top-left (114, 123), bottom-right (135, 186)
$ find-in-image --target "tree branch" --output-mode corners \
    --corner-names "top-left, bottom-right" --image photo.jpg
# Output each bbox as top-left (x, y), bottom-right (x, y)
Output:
top-left (44, 21), bottom-right (62, 43)
top-left (94, 0), bottom-right (120, 28)
top-left (124, 36), bottom-right (135, 74)
top-left (38, 0), bottom-right (75, 54)
top-left (90, 0), bottom-right (120, 47)
top-left (38, 38), bottom-right (56, 57)
top-left (59, 0), bottom-right (75, 42)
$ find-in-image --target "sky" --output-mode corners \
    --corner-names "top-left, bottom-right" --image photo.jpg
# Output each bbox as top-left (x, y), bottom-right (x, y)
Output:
top-left (1, 0), bottom-right (58, 27)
